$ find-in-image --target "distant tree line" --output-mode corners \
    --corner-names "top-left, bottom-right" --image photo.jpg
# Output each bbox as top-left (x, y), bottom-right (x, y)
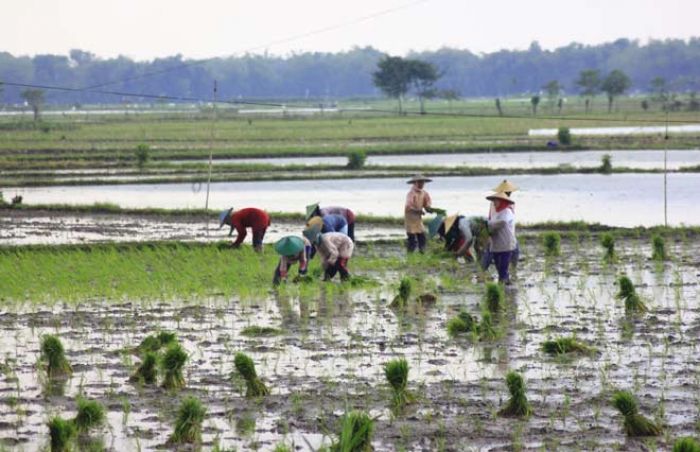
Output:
top-left (1, 38), bottom-right (700, 105)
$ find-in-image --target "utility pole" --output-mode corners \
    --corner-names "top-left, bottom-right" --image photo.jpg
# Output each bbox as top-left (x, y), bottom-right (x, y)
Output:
top-left (205, 80), bottom-right (217, 235)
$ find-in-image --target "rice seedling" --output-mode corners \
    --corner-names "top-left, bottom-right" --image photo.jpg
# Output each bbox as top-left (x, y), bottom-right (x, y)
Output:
top-left (611, 390), bottom-right (662, 436)
top-left (48, 416), bottom-right (77, 452)
top-left (651, 235), bottom-right (668, 261)
top-left (498, 371), bottom-right (532, 417)
top-left (484, 282), bottom-right (504, 313)
top-left (73, 397), bottom-right (106, 433)
top-left (616, 276), bottom-right (648, 313)
top-left (135, 331), bottom-right (177, 354)
top-left (331, 410), bottom-right (374, 452)
top-left (479, 311), bottom-right (498, 340)
top-left (384, 358), bottom-right (414, 409)
top-left (234, 352), bottom-right (269, 397)
top-left (600, 233), bottom-right (616, 262)
top-left (240, 325), bottom-right (283, 337)
top-left (541, 336), bottom-right (596, 356)
top-left (40, 335), bottom-right (72, 378)
top-left (447, 311), bottom-right (477, 337)
top-left (129, 351), bottom-right (158, 384)
top-left (160, 343), bottom-right (188, 390)
top-left (673, 437), bottom-right (700, 452)
top-left (542, 232), bottom-right (561, 257)
top-left (390, 276), bottom-right (413, 308)
top-left (169, 396), bottom-right (206, 445)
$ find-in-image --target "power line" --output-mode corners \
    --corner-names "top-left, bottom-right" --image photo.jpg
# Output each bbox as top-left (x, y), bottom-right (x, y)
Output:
top-left (80, 0), bottom-right (430, 90)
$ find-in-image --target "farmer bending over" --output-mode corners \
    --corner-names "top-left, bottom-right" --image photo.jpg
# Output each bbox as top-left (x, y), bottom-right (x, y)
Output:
top-left (306, 203), bottom-right (356, 241)
top-left (304, 226), bottom-right (354, 281)
top-left (219, 207), bottom-right (271, 252)
top-left (272, 236), bottom-right (312, 285)
top-left (438, 214), bottom-right (489, 262)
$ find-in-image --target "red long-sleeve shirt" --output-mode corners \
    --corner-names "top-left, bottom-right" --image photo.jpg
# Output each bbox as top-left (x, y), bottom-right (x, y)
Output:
top-left (229, 208), bottom-right (271, 246)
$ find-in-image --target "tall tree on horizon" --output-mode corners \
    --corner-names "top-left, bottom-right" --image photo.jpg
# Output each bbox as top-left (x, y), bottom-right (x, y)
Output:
top-left (601, 70), bottom-right (632, 112)
top-left (576, 69), bottom-right (601, 113)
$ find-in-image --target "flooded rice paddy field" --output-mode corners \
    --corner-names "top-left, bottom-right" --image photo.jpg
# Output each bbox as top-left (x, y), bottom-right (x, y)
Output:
top-left (0, 236), bottom-right (699, 450)
top-left (170, 149), bottom-right (700, 170)
top-left (6, 173), bottom-right (700, 227)
top-left (0, 210), bottom-right (402, 246)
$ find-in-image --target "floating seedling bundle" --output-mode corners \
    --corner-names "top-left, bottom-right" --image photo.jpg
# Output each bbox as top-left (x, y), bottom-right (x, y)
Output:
top-left (48, 416), bottom-right (76, 452)
top-left (611, 390), bottom-right (662, 437)
top-left (40, 335), bottom-right (72, 378)
top-left (498, 371), bottom-right (532, 417)
top-left (484, 282), bottom-right (504, 314)
top-left (130, 351), bottom-right (158, 385)
top-left (169, 396), bottom-right (206, 445)
top-left (616, 275), bottom-right (647, 313)
top-left (541, 336), bottom-right (595, 356)
top-left (160, 343), bottom-right (188, 390)
top-left (673, 437), bottom-right (700, 452)
top-left (390, 276), bottom-right (413, 309)
top-left (234, 352), bottom-right (270, 397)
top-left (47, 398), bottom-right (106, 451)
top-left (601, 233), bottom-right (616, 262)
top-left (331, 410), bottom-right (374, 452)
top-left (384, 358), bottom-right (414, 410)
top-left (447, 310), bottom-right (478, 337)
top-left (542, 231), bottom-right (561, 257)
top-left (651, 234), bottom-right (668, 261)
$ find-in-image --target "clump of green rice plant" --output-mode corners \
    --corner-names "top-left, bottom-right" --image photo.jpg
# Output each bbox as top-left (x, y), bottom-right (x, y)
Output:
top-left (673, 437), bottom-right (700, 452)
top-left (331, 410), bottom-right (374, 452)
top-left (600, 153), bottom-right (613, 174)
top-left (160, 343), bottom-right (188, 390)
top-left (447, 311), bottom-right (477, 337)
top-left (390, 276), bottom-right (413, 308)
top-left (542, 336), bottom-right (595, 356)
top-left (498, 371), bottom-right (532, 417)
top-left (40, 335), bottom-right (72, 378)
top-left (542, 232), bottom-right (561, 257)
top-left (601, 233), bottom-right (616, 261)
top-left (384, 358), bottom-right (414, 409)
top-left (616, 276), bottom-right (647, 313)
top-left (169, 396), bottom-right (206, 445)
top-left (484, 282), bottom-right (504, 313)
top-left (557, 127), bottom-right (572, 145)
top-left (48, 416), bottom-right (77, 452)
top-left (651, 235), bottom-right (668, 261)
top-left (74, 398), bottom-right (106, 433)
top-left (346, 150), bottom-right (366, 169)
top-left (240, 326), bottom-right (283, 337)
top-left (234, 353), bottom-right (269, 397)
top-left (130, 351), bottom-right (158, 384)
top-left (479, 310), bottom-right (498, 340)
top-left (136, 331), bottom-right (177, 354)
top-left (273, 443), bottom-right (293, 452)
top-left (611, 390), bottom-right (662, 436)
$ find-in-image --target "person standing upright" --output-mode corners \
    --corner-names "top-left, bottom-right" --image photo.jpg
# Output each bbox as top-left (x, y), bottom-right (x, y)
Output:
top-left (404, 174), bottom-right (435, 253)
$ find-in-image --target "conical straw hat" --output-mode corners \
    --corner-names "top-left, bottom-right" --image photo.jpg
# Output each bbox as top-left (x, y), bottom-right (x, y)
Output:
top-left (486, 192), bottom-right (515, 204)
top-left (492, 179), bottom-right (518, 193)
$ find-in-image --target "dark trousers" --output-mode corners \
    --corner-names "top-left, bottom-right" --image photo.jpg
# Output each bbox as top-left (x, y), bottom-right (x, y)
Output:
top-left (481, 243), bottom-right (519, 270)
top-left (347, 223), bottom-right (355, 242)
top-left (324, 261), bottom-right (350, 280)
top-left (406, 233), bottom-right (426, 252)
top-left (492, 251), bottom-right (513, 283)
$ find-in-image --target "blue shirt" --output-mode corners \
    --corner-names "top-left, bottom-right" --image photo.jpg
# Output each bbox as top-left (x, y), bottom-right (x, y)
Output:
top-left (322, 214), bottom-right (347, 233)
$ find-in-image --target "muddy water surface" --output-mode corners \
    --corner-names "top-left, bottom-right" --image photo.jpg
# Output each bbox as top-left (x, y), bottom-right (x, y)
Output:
top-left (0, 237), bottom-right (699, 450)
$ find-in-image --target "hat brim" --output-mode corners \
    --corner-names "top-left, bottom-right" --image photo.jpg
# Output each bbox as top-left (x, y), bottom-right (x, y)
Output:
top-left (486, 194), bottom-right (515, 203)
top-left (407, 178), bottom-right (433, 184)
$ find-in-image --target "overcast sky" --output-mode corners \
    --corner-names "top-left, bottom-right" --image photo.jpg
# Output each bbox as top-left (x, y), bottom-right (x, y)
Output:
top-left (3, 0), bottom-right (699, 60)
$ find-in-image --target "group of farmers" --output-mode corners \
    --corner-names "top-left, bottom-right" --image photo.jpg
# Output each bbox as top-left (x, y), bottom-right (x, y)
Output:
top-left (217, 175), bottom-right (518, 286)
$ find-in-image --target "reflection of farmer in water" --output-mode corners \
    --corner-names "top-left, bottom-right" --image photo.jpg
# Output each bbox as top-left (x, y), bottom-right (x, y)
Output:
top-left (219, 207), bottom-right (271, 252)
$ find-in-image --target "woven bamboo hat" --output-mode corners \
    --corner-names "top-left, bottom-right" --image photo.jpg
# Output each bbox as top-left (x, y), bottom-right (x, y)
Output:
top-left (486, 192), bottom-right (515, 204)
top-left (492, 179), bottom-right (518, 193)
top-left (407, 174), bottom-right (433, 184)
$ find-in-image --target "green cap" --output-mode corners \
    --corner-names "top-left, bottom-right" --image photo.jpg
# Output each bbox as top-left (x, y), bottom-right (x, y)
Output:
top-left (274, 236), bottom-right (305, 256)
top-left (305, 202), bottom-right (320, 221)
top-left (427, 215), bottom-right (445, 239)
top-left (303, 225), bottom-right (322, 244)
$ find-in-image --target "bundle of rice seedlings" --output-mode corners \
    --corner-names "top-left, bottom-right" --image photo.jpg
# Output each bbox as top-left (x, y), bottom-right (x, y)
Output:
top-left (234, 352), bottom-right (269, 397)
top-left (129, 351), bottom-right (158, 384)
top-left (651, 235), bottom-right (668, 261)
top-left (48, 416), bottom-right (76, 452)
top-left (498, 371), bottom-right (532, 417)
top-left (169, 396), bottom-right (206, 444)
top-left (40, 335), bottom-right (72, 378)
top-left (479, 310), bottom-right (497, 340)
top-left (136, 331), bottom-right (177, 354)
top-left (611, 390), bottom-right (662, 436)
top-left (673, 437), bottom-right (700, 452)
top-left (390, 277), bottom-right (413, 308)
top-left (447, 311), bottom-right (477, 337)
top-left (542, 232), bottom-right (561, 257)
top-left (73, 398), bottom-right (106, 433)
top-left (541, 336), bottom-right (595, 356)
top-left (384, 358), bottom-right (414, 409)
top-left (601, 233), bottom-right (616, 261)
top-left (331, 410), bottom-right (374, 452)
top-left (616, 276), bottom-right (647, 313)
top-left (484, 282), bottom-right (504, 313)
top-left (160, 343), bottom-right (188, 390)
